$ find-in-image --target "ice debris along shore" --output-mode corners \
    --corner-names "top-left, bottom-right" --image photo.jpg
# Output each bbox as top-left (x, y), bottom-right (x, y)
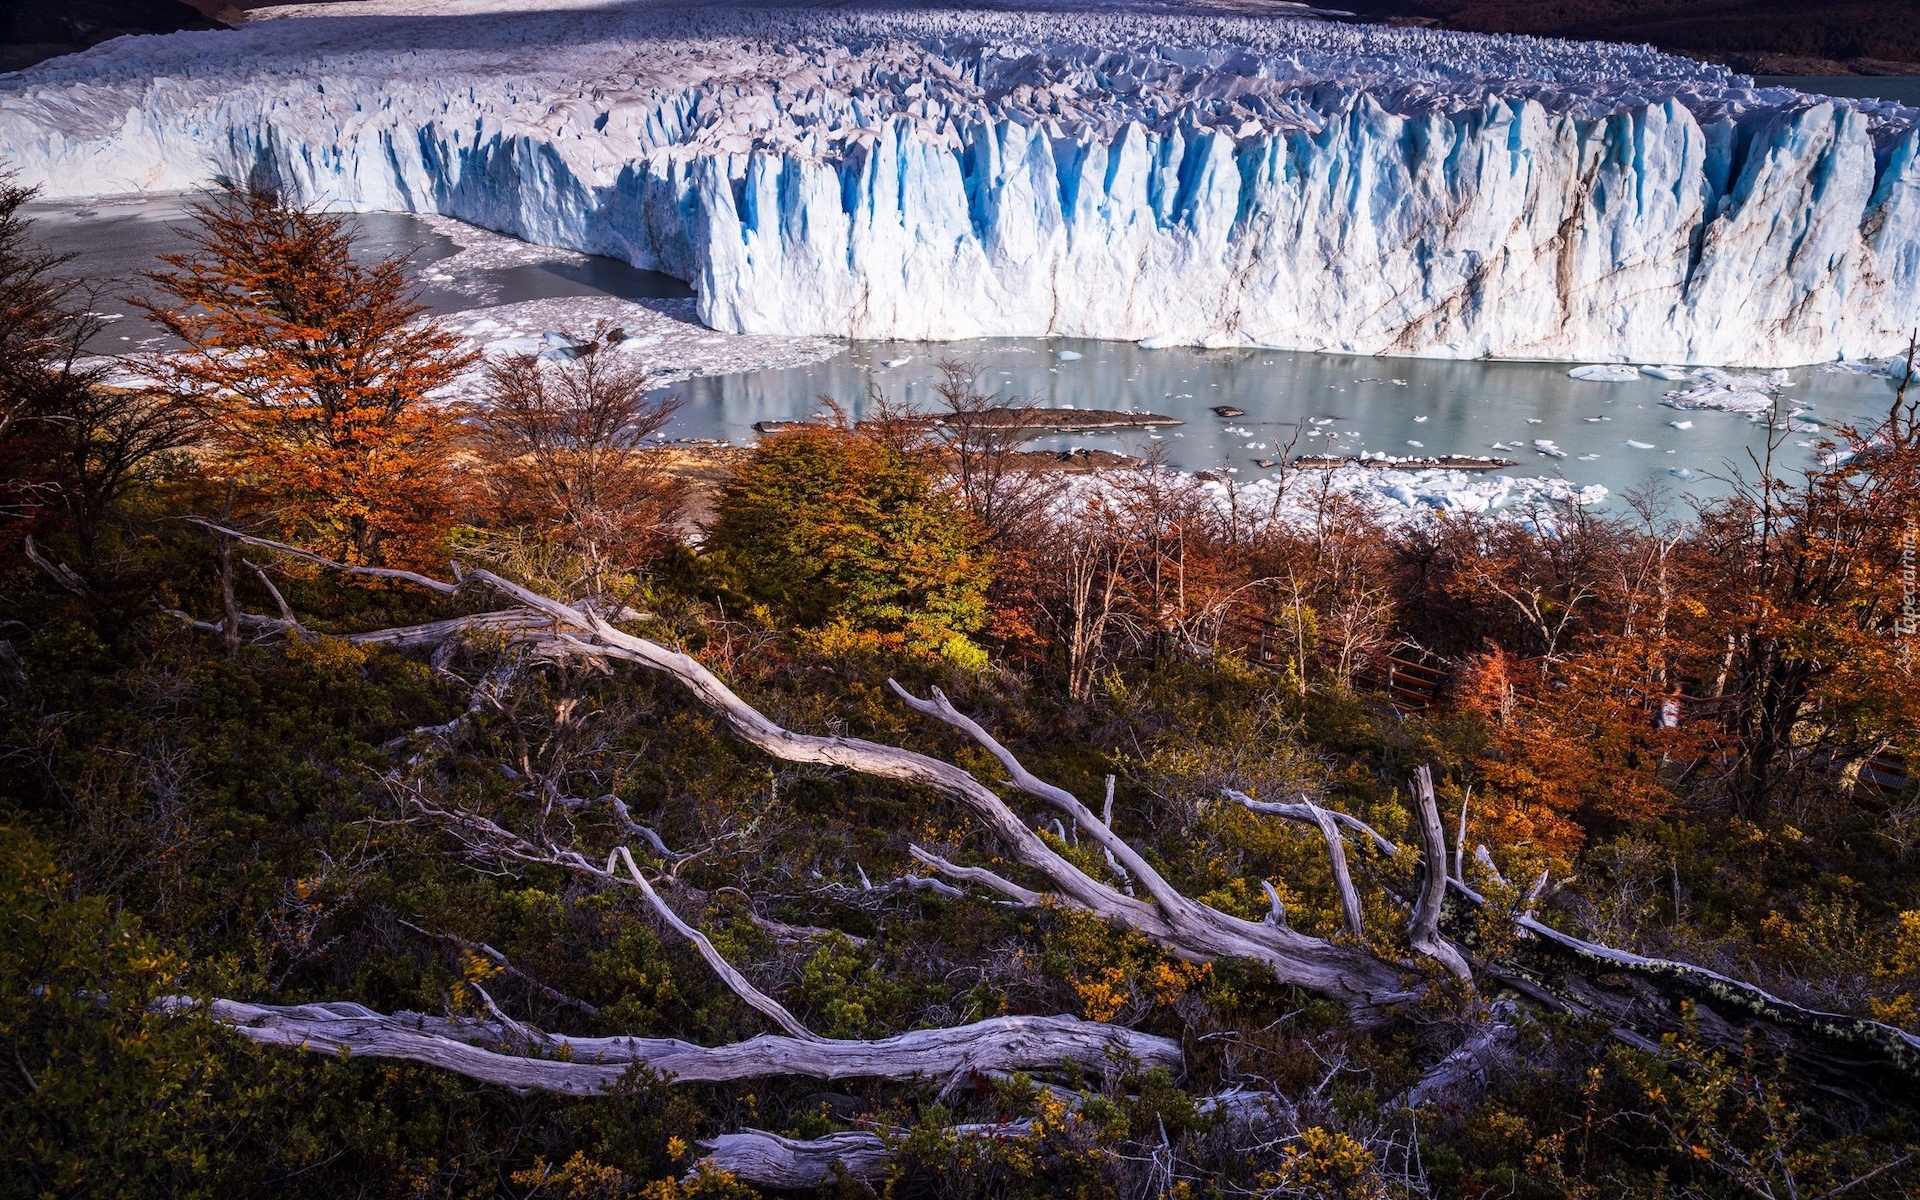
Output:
top-left (1182, 467), bottom-right (1609, 527)
top-left (5, 0), bottom-right (1918, 366)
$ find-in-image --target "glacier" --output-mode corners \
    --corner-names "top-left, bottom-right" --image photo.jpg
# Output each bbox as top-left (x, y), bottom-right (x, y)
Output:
top-left (3, 0), bottom-right (1919, 366)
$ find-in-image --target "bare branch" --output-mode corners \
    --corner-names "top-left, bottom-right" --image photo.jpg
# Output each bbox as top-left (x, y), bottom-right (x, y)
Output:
top-left (159, 997), bottom-right (1180, 1090)
top-left (1223, 790), bottom-right (1398, 858)
top-left (186, 518), bottom-right (460, 595)
top-left (612, 846), bottom-right (819, 1042)
top-left (242, 559), bottom-right (306, 635)
top-left (23, 536), bottom-right (85, 595)
top-left (888, 680), bottom-right (1196, 921)
top-left (909, 846), bottom-right (1046, 907)
top-left (1408, 767), bottom-right (1473, 983)
top-left (1453, 785), bottom-right (1471, 882)
top-left (1398, 1002), bottom-right (1519, 1109)
top-left (1261, 880), bottom-right (1288, 928)
top-left (1303, 799), bottom-right (1366, 941)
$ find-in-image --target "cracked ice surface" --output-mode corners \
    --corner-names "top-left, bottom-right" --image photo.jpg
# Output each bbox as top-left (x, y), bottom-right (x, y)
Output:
top-left (4, 0), bottom-right (1919, 364)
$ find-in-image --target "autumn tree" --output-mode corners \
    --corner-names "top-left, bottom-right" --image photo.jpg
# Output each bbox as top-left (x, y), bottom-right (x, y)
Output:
top-left (470, 333), bottom-right (684, 583)
top-left (922, 358), bottom-right (1050, 547)
top-left (137, 186), bottom-right (474, 568)
top-left (705, 424), bottom-right (993, 662)
top-left (0, 178), bottom-right (91, 448)
top-left (1686, 391), bottom-right (1920, 819)
top-left (0, 181), bottom-right (195, 568)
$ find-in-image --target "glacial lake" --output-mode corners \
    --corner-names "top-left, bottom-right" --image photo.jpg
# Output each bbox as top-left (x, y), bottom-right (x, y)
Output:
top-left (29, 194), bottom-right (1907, 511)
top-left (669, 342), bottom-right (1904, 510)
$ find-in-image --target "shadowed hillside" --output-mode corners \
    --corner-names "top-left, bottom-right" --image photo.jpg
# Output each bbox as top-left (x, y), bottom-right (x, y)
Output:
top-left (0, 0), bottom-right (226, 72)
top-left (1360, 0), bottom-right (1920, 73)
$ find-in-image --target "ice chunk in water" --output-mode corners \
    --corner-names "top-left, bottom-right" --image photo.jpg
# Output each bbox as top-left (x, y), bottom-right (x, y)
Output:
top-left (1569, 364), bottom-right (1640, 382)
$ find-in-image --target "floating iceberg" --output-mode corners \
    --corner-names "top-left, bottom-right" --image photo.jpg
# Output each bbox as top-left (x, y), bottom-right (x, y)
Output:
top-left (1662, 381), bottom-right (1778, 414)
top-left (1569, 365), bottom-right (1641, 382)
top-left (2, 0), bottom-right (1917, 365)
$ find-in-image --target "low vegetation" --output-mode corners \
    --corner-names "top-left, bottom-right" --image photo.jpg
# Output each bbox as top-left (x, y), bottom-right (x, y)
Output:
top-left (2, 182), bottom-right (1919, 1198)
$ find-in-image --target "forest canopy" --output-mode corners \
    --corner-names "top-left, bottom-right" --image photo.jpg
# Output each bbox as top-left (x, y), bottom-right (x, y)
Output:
top-left (2, 184), bottom-right (1919, 1199)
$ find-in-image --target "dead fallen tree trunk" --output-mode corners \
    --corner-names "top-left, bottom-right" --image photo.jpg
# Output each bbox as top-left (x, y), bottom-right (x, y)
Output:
top-left (701, 1127), bottom-right (912, 1188)
top-left (1227, 790), bottom-right (1920, 1102)
top-left (700, 1099), bottom-right (1280, 1187)
top-left (697, 1087), bottom-right (1293, 1186)
top-left (184, 522), bottom-right (1453, 1022)
top-left (181, 525), bottom-right (1920, 1103)
top-left (156, 998), bottom-right (1177, 1091)
top-left (159, 837), bottom-right (1180, 1093)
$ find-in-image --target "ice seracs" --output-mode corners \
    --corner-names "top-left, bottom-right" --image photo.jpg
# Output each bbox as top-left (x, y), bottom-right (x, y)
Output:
top-left (2, 0), bottom-right (1918, 365)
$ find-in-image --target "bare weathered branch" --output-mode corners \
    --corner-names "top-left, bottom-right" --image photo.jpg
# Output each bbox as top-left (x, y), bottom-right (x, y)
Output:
top-left (1398, 1003), bottom-right (1519, 1109)
top-left (612, 846), bottom-right (818, 1042)
top-left (909, 846), bottom-right (1046, 907)
top-left (1408, 767), bottom-right (1473, 984)
top-left (1223, 790), bottom-right (1398, 858)
top-left (699, 1087), bottom-right (1295, 1187)
top-left (159, 997), bottom-right (1180, 1090)
top-left (1304, 799), bottom-right (1365, 941)
top-left (23, 535), bottom-right (86, 595)
top-left (186, 518), bottom-right (460, 595)
top-left (242, 559), bottom-right (306, 635)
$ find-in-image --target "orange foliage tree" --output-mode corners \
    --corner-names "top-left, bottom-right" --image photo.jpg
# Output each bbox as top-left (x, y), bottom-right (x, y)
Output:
top-left (1684, 397), bottom-right (1920, 818)
top-left (471, 335), bottom-right (685, 573)
top-left (138, 186), bottom-right (474, 567)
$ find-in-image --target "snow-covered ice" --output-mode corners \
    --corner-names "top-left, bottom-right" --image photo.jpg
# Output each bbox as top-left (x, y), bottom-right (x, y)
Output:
top-left (3, 0), bottom-right (1918, 365)
top-left (1569, 365), bottom-right (1641, 382)
top-left (1191, 466), bottom-right (1608, 526)
top-left (1660, 367), bottom-right (1787, 416)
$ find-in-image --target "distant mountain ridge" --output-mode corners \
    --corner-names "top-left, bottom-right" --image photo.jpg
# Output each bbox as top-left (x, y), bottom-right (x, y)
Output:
top-left (0, 0), bottom-right (223, 72)
top-left (1359, 0), bottom-right (1920, 73)
top-left (0, 0), bottom-right (370, 73)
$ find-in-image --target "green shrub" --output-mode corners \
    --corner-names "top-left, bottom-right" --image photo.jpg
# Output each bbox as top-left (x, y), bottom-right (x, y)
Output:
top-left (705, 426), bottom-right (992, 658)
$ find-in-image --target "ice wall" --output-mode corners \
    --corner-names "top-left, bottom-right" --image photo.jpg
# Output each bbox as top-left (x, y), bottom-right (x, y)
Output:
top-left (3, 0), bottom-right (1917, 366)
